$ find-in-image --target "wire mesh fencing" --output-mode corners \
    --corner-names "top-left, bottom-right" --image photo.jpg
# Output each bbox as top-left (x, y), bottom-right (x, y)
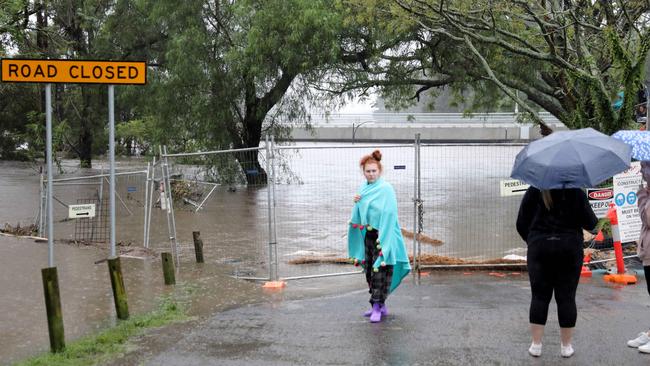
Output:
top-left (159, 138), bottom-right (532, 279)
top-left (158, 146), bottom-right (272, 278)
top-left (272, 144), bottom-right (416, 279)
top-left (418, 143), bottom-right (527, 267)
top-left (41, 168), bottom-right (151, 248)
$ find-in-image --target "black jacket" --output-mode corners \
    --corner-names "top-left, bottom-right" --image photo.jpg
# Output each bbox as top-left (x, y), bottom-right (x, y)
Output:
top-left (516, 187), bottom-right (598, 244)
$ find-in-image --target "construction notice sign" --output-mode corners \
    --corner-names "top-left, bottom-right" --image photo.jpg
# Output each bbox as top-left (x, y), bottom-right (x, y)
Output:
top-left (68, 204), bottom-right (96, 219)
top-left (613, 161), bottom-right (642, 243)
top-left (1, 59), bottom-right (146, 85)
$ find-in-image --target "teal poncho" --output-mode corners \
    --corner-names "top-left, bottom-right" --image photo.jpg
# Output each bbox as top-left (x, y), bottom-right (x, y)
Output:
top-left (348, 178), bottom-right (411, 293)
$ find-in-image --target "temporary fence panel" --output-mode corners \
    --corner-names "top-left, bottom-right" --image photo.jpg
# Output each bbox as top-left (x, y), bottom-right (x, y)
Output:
top-left (418, 143), bottom-right (526, 265)
top-left (42, 169), bottom-right (149, 247)
top-left (157, 140), bottom-right (530, 277)
top-left (158, 146), bottom-right (272, 279)
top-left (272, 143), bottom-right (416, 280)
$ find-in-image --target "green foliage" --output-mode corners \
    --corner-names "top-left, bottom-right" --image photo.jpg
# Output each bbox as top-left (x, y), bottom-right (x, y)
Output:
top-left (115, 117), bottom-right (157, 156)
top-left (15, 297), bottom-right (186, 366)
top-left (596, 218), bottom-right (612, 238)
top-left (334, 0), bottom-right (650, 132)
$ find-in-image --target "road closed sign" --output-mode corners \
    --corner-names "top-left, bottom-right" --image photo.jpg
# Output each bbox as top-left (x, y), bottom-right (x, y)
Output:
top-left (1, 59), bottom-right (146, 84)
top-left (68, 204), bottom-right (96, 219)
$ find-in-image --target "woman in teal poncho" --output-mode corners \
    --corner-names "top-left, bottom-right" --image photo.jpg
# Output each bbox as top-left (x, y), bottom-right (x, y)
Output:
top-left (348, 150), bottom-right (411, 323)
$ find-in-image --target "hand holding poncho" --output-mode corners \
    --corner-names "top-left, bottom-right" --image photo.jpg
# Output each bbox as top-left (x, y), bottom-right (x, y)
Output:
top-left (348, 178), bottom-right (411, 293)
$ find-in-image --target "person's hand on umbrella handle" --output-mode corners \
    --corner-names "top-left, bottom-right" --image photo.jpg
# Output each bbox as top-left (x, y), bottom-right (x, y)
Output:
top-left (353, 194), bottom-right (361, 203)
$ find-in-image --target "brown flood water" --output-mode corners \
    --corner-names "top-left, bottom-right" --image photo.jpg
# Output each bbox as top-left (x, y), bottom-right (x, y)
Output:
top-left (0, 158), bottom-right (364, 364)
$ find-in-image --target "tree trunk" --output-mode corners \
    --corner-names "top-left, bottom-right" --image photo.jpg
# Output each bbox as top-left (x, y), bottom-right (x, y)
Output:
top-left (79, 126), bottom-right (93, 168)
top-left (79, 89), bottom-right (93, 168)
top-left (238, 115), bottom-right (267, 185)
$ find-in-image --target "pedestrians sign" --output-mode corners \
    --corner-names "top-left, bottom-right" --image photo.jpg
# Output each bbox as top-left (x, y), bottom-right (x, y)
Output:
top-left (68, 204), bottom-right (96, 219)
top-left (500, 179), bottom-right (529, 196)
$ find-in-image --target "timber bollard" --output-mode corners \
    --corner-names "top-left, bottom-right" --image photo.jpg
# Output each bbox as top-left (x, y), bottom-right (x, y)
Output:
top-left (192, 231), bottom-right (204, 263)
top-left (41, 267), bottom-right (65, 352)
top-left (107, 257), bottom-right (129, 320)
top-left (161, 252), bottom-right (176, 285)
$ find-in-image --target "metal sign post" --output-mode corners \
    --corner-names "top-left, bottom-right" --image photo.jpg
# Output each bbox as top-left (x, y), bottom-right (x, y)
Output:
top-left (108, 85), bottom-right (116, 258)
top-left (45, 84), bottom-right (54, 267)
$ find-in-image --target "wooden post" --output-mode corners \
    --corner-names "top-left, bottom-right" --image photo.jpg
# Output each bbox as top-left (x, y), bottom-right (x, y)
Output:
top-left (192, 231), bottom-right (204, 263)
top-left (41, 267), bottom-right (65, 352)
top-left (161, 252), bottom-right (176, 285)
top-left (107, 257), bottom-right (129, 320)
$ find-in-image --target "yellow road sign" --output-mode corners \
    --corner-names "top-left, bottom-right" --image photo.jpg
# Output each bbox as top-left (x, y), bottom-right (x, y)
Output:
top-left (1, 59), bottom-right (146, 84)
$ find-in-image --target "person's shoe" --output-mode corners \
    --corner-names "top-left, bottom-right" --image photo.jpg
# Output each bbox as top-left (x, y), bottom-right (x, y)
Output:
top-left (369, 303), bottom-right (382, 323)
top-left (364, 304), bottom-right (388, 317)
top-left (639, 342), bottom-right (650, 354)
top-left (560, 344), bottom-right (574, 358)
top-left (628, 332), bottom-right (650, 348)
top-left (528, 342), bottom-right (542, 357)
top-left (379, 304), bottom-right (388, 316)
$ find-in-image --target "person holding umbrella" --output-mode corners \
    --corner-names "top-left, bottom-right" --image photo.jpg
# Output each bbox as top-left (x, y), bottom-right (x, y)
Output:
top-left (612, 131), bottom-right (650, 353)
top-left (512, 128), bottom-right (631, 358)
top-left (627, 161), bottom-right (650, 353)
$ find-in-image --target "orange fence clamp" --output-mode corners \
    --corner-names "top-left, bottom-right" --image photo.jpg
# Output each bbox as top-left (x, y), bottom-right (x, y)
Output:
top-left (488, 272), bottom-right (507, 278)
top-left (604, 273), bottom-right (638, 285)
top-left (263, 280), bottom-right (287, 289)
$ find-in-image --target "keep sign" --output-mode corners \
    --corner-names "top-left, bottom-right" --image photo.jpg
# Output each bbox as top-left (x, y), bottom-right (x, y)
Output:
top-left (1, 59), bottom-right (146, 85)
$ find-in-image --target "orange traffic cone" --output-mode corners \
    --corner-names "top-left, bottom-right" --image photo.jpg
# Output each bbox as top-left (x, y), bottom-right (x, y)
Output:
top-left (580, 252), bottom-right (592, 278)
top-left (602, 203), bottom-right (637, 285)
top-left (594, 230), bottom-right (604, 242)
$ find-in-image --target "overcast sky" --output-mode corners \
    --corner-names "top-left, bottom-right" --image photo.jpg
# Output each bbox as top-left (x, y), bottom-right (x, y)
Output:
top-left (337, 96), bottom-right (376, 114)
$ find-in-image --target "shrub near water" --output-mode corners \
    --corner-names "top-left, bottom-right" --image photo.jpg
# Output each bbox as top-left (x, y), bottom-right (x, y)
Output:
top-left (16, 298), bottom-right (187, 366)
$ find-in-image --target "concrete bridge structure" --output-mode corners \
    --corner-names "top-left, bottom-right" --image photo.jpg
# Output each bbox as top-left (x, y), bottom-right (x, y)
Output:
top-left (288, 112), bottom-right (566, 142)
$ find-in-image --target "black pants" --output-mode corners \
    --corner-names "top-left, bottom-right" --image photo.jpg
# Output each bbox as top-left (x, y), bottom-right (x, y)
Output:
top-left (364, 229), bottom-right (393, 305)
top-left (645, 266), bottom-right (650, 296)
top-left (527, 235), bottom-right (583, 328)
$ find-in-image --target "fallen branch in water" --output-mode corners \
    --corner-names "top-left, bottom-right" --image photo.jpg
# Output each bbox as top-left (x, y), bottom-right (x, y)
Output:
top-left (400, 229), bottom-right (443, 246)
top-left (2, 222), bottom-right (38, 236)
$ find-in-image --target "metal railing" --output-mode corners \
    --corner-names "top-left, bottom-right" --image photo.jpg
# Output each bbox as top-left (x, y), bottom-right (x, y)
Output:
top-left (310, 112), bottom-right (563, 126)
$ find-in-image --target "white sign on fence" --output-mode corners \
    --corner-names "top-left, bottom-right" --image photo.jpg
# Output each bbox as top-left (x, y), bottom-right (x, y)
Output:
top-left (587, 187), bottom-right (614, 218)
top-left (613, 162), bottom-right (642, 243)
top-left (68, 204), bottom-right (96, 219)
top-left (500, 179), bottom-right (529, 197)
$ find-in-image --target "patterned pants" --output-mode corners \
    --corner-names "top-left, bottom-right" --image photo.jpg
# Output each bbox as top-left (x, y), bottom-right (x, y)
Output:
top-left (364, 229), bottom-right (393, 305)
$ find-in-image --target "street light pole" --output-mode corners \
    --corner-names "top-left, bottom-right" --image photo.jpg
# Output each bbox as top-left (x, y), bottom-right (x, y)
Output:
top-left (352, 120), bottom-right (371, 144)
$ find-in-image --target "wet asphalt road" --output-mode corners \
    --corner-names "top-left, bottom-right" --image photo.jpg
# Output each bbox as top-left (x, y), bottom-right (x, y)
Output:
top-left (124, 272), bottom-right (650, 366)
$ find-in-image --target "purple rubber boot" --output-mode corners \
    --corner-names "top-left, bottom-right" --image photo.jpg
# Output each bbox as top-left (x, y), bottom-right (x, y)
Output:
top-left (369, 303), bottom-right (382, 323)
top-left (364, 304), bottom-right (388, 317)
